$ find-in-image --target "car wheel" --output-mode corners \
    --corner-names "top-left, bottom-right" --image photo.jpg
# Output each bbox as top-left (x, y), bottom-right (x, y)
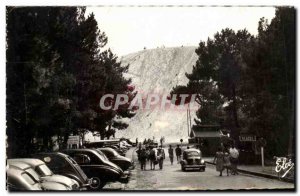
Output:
top-left (89, 177), bottom-right (101, 190)
top-left (99, 181), bottom-right (107, 189)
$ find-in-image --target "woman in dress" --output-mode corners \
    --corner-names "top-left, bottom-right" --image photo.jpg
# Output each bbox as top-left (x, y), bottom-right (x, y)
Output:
top-left (223, 151), bottom-right (231, 176)
top-left (213, 147), bottom-right (224, 176)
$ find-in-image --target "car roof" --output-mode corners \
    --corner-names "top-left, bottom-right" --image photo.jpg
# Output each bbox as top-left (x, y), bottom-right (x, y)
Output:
top-left (34, 152), bottom-right (68, 158)
top-left (7, 160), bottom-right (32, 170)
top-left (63, 148), bottom-right (96, 153)
top-left (7, 165), bottom-right (25, 177)
top-left (98, 147), bottom-right (114, 151)
top-left (9, 158), bottom-right (44, 167)
top-left (183, 148), bottom-right (201, 153)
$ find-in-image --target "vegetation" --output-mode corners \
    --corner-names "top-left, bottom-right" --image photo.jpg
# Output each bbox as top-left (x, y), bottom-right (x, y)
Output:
top-left (6, 7), bottom-right (136, 157)
top-left (170, 7), bottom-right (295, 157)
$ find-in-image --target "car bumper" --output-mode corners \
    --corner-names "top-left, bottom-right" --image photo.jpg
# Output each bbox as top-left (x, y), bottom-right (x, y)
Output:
top-left (184, 164), bottom-right (206, 169)
top-left (118, 171), bottom-right (130, 183)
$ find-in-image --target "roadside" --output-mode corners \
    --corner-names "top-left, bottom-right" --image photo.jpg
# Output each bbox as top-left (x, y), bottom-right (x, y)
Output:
top-left (203, 157), bottom-right (294, 183)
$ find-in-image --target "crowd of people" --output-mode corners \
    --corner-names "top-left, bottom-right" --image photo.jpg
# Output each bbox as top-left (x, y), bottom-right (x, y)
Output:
top-left (136, 141), bottom-right (240, 177)
top-left (136, 144), bottom-right (187, 170)
top-left (213, 144), bottom-right (239, 176)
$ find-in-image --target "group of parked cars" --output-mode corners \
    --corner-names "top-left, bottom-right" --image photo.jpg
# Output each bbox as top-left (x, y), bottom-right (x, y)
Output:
top-left (7, 141), bottom-right (134, 191)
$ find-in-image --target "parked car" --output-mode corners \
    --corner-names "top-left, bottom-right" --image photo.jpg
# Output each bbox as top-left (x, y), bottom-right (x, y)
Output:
top-left (8, 159), bottom-right (79, 190)
top-left (180, 149), bottom-right (206, 171)
top-left (106, 145), bottom-right (126, 156)
top-left (7, 161), bottom-right (70, 190)
top-left (62, 149), bottom-right (130, 189)
top-left (7, 166), bottom-right (42, 191)
top-left (97, 147), bottom-right (134, 171)
top-left (120, 140), bottom-right (132, 148)
top-left (32, 152), bottom-right (95, 190)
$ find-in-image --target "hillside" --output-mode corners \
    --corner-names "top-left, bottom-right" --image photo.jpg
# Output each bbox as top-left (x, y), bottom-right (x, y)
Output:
top-left (116, 46), bottom-right (199, 143)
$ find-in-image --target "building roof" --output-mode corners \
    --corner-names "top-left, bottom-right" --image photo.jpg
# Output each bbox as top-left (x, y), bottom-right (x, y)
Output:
top-left (190, 131), bottom-right (220, 138)
top-left (190, 124), bottom-right (221, 138)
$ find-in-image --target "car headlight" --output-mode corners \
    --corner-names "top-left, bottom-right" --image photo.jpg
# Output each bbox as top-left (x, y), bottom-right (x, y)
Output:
top-left (200, 160), bottom-right (205, 164)
top-left (71, 179), bottom-right (80, 188)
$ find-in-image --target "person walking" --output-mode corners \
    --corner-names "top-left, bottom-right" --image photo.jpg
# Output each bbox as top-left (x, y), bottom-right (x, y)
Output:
top-left (136, 146), bottom-right (142, 164)
top-left (139, 148), bottom-right (148, 170)
top-left (157, 146), bottom-right (165, 169)
top-left (223, 151), bottom-right (231, 176)
top-left (213, 147), bottom-right (225, 176)
top-left (168, 145), bottom-right (174, 165)
top-left (229, 145), bottom-right (239, 175)
top-left (149, 146), bottom-right (157, 170)
top-left (175, 145), bottom-right (182, 163)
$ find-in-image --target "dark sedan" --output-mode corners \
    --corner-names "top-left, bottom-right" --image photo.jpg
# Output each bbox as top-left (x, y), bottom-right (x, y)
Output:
top-left (62, 149), bottom-right (129, 189)
top-left (97, 147), bottom-right (134, 171)
top-left (180, 149), bottom-right (206, 171)
top-left (32, 152), bottom-right (94, 190)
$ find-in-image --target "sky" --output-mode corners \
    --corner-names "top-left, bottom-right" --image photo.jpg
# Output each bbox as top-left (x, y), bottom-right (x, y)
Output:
top-left (87, 6), bottom-right (276, 56)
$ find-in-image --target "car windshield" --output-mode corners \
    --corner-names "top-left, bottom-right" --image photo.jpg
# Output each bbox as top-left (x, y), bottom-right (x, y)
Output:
top-left (95, 149), bottom-right (109, 161)
top-left (186, 151), bottom-right (200, 156)
top-left (102, 149), bottom-right (119, 157)
top-left (68, 156), bottom-right (78, 165)
top-left (37, 164), bottom-right (53, 176)
top-left (25, 168), bottom-right (40, 181)
top-left (22, 173), bottom-right (36, 185)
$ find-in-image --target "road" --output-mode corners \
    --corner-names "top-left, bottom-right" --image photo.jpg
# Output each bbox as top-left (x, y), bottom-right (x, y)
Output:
top-left (105, 147), bottom-right (294, 191)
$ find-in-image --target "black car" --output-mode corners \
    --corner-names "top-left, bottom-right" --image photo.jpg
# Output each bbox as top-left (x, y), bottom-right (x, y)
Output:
top-left (32, 152), bottom-right (96, 190)
top-left (62, 149), bottom-right (129, 189)
top-left (97, 147), bottom-right (134, 171)
top-left (180, 149), bottom-right (206, 171)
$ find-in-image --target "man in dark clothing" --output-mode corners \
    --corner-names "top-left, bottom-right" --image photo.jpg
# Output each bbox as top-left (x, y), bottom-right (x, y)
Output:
top-left (139, 148), bottom-right (148, 170)
top-left (157, 146), bottom-right (165, 169)
top-left (168, 145), bottom-right (174, 165)
top-left (149, 146), bottom-right (157, 170)
top-left (136, 146), bottom-right (142, 163)
top-left (175, 145), bottom-right (182, 163)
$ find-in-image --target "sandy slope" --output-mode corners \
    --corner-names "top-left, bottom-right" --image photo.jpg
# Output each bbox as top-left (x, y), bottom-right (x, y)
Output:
top-left (116, 46), bottom-right (199, 142)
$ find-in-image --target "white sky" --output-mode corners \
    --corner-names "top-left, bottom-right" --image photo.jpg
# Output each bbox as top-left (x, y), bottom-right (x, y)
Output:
top-left (87, 6), bottom-right (276, 56)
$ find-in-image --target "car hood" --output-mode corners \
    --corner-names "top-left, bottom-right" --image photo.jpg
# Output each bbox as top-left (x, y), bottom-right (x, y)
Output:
top-left (41, 175), bottom-right (78, 188)
top-left (112, 155), bottom-right (132, 162)
top-left (187, 156), bottom-right (201, 159)
top-left (41, 181), bottom-right (69, 190)
top-left (103, 160), bottom-right (124, 173)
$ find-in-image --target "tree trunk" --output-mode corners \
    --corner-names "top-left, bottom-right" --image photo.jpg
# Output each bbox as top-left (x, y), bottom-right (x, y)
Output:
top-left (231, 83), bottom-right (240, 142)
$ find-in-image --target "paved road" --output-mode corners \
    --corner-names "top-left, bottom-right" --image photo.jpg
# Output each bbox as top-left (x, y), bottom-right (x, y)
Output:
top-left (105, 148), bottom-right (294, 191)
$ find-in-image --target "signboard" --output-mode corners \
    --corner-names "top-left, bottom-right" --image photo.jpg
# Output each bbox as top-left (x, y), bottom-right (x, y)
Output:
top-left (67, 135), bottom-right (80, 145)
top-left (239, 135), bottom-right (256, 142)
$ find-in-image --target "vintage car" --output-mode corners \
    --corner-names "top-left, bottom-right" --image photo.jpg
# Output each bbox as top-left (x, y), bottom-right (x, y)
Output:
top-left (7, 166), bottom-right (42, 191)
top-left (62, 149), bottom-right (130, 189)
top-left (97, 147), bottom-right (134, 171)
top-left (7, 161), bottom-right (70, 191)
top-left (180, 149), bottom-right (206, 171)
top-left (8, 159), bottom-right (79, 190)
top-left (32, 152), bottom-right (94, 190)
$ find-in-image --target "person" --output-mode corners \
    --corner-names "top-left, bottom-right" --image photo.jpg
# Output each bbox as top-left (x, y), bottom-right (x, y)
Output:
top-left (175, 145), bottom-right (182, 163)
top-left (149, 146), bottom-right (157, 170)
top-left (168, 145), bottom-right (174, 165)
top-left (157, 146), bottom-right (165, 169)
top-left (229, 145), bottom-right (239, 175)
top-left (136, 146), bottom-right (142, 163)
top-left (139, 148), bottom-right (148, 170)
top-left (213, 147), bottom-right (224, 176)
top-left (223, 151), bottom-right (231, 176)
